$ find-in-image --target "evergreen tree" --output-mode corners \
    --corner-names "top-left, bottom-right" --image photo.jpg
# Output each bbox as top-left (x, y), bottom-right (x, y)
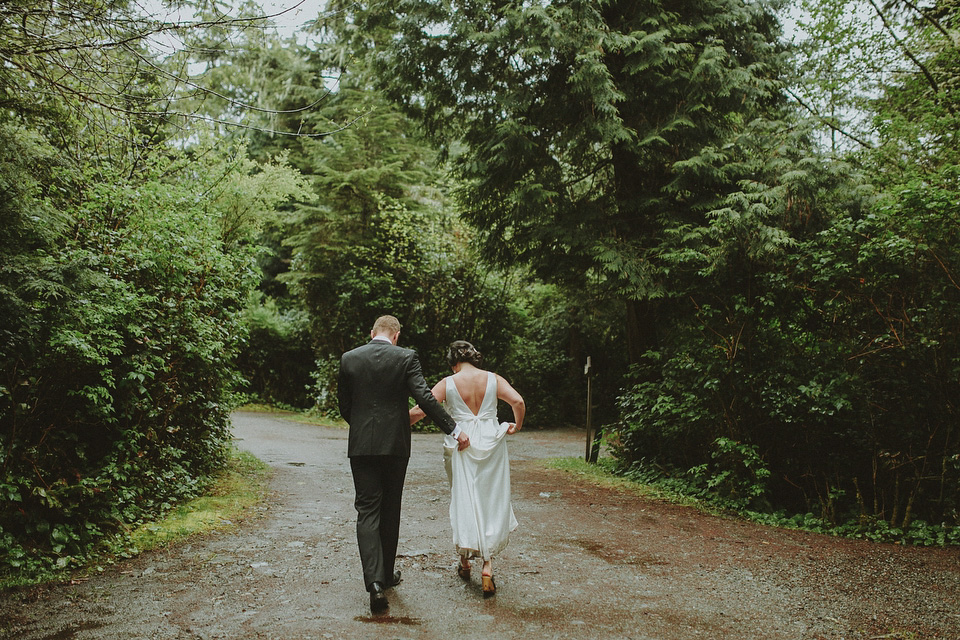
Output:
top-left (329, 0), bottom-right (790, 361)
top-left (614, 0), bottom-right (960, 532)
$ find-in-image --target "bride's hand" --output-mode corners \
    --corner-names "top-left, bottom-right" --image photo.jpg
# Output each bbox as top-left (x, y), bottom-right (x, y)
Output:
top-left (506, 422), bottom-right (519, 434)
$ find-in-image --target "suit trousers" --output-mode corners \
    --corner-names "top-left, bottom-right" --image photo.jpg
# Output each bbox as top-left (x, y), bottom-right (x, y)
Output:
top-left (350, 455), bottom-right (409, 590)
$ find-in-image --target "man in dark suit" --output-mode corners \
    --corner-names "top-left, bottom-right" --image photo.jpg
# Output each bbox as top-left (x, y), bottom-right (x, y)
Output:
top-left (337, 315), bottom-right (470, 613)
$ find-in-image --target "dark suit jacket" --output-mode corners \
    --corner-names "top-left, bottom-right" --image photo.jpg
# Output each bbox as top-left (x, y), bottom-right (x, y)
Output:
top-left (338, 340), bottom-right (456, 458)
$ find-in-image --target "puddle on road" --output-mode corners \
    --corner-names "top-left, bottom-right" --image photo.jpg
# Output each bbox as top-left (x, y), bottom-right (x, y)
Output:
top-left (354, 615), bottom-right (423, 626)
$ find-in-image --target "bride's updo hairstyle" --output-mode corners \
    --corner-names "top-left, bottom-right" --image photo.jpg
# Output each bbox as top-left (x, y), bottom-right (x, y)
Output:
top-left (447, 340), bottom-right (483, 368)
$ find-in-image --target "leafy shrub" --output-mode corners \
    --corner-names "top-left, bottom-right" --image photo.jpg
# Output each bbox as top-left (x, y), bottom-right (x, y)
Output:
top-left (501, 281), bottom-right (627, 429)
top-left (307, 356), bottom-right (342, 419)
top-left (611, 157), bottom-right (960, 541)
top-left (0, 131), bottom-right (307, 578)
top-left (237, 298), bottom-right (314, 408)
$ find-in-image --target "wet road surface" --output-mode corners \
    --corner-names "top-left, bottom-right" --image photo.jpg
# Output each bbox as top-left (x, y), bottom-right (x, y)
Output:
top-left (1, 411), bottom-right (959, 639)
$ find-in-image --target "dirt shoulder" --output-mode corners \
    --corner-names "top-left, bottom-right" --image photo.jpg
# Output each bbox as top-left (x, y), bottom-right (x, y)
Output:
top-left (1, 412), bottom-right (958, 639)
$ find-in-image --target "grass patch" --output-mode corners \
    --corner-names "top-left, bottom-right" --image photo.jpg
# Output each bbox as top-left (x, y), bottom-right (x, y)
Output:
top-left (543, 457), bottom-right (720, 513)
top-left (235, 403), bottom-right (346, 428)
top-left (235, 401), bottom-right (441, 432)
top-left (128, 448), bottom-right (270, 552)
top-left (235, 402), bottom-right (295, 413)
top-left (545, 457), bottom-right (639, 491)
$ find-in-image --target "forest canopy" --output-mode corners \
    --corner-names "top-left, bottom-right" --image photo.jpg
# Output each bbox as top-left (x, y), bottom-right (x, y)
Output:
top-left (2, 0), bottom-right (960, 580)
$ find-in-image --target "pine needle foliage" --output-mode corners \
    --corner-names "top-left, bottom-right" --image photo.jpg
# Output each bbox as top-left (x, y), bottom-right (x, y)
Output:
top-left (328, 0), bottom-right (791, 360)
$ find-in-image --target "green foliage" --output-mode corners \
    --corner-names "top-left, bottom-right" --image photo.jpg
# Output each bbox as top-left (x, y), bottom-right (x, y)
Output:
top-left (329, 0), bottom-right (791, 360)
top-left (306, 356), bottom-right (342, 419)
top-left (272, 83), bottom-right (500, 369)
top-left (689, 438), bottom-right (772, 511)
top-left (1, 448), bottom-right (269, 588)
top-left (6, 0), bottom-right (959, 579)
top-left (611, 121), bottom-right (960, 535)
top-left (179, 21), bottom-right (626, 431)
top-left (790, 0), bottom-right (896, 152)
top-left (236, 296), bottom-right (314, 408)
top-left (307, 0), bottom-right (799, 440)
top-left (126, 448), bottom-right (269, 556)
top-left (606, 3), bottom-right (960, 529)
top-left (0, 117), bottom-right (307, 576)
top-left (291, 192), bottom-right (517, 413)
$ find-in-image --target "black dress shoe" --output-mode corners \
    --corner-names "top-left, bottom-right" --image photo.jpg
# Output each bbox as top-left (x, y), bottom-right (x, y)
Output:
top-left (369, 582), bottom-right (388, 613)
top-left (388, 570), bottom-right (402, 587)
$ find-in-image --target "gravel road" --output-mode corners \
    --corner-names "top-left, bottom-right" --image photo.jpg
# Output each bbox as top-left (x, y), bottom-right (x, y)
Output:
top-left (1, 410), bottom-right (959, 639)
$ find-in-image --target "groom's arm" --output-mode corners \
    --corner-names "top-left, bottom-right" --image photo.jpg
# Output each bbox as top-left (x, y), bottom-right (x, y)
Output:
top-left (336, 355), bottom-right (352, 423)
top-left (404, 353), bottom-right (457, 434)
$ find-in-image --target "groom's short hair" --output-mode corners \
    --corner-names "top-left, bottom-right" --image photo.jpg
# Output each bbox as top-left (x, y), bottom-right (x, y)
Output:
top-left (372, 315), bottom-right (401, 336)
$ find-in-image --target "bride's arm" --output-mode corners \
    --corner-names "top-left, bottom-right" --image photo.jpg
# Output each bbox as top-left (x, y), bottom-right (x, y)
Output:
top-left (409, 378), bottom-right (447, 425)
top-left (496, 374), bottom-right (525, 433)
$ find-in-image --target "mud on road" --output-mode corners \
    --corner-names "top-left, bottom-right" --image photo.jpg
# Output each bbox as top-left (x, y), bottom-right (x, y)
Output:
top-left (2, 411), bottom-right (959, 639)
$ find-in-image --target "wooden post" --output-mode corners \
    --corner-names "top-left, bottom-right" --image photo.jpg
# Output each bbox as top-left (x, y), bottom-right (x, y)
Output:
top-left (584, 356), bottom-right (595, 462)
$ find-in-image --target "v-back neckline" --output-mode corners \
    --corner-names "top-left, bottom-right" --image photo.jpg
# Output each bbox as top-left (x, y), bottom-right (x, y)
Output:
top-left (451, 371), bottom-right (492, 417)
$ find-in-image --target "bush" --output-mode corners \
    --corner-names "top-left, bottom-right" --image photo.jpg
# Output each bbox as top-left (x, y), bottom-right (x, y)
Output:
top-left (0, 131), bottom-right (307, 578)
top-left (237, 298), bottom-right (314, 408)
top-left (611, 170), bottom-right (960, 540)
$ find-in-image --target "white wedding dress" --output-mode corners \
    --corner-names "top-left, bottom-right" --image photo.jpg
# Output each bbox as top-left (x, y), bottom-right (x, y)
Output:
top-left (442, 371), bottom-right (518, 560)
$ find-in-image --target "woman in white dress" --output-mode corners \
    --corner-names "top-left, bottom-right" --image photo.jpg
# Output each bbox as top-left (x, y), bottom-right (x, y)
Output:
top-left (410, 341), bottom-right (525, 596)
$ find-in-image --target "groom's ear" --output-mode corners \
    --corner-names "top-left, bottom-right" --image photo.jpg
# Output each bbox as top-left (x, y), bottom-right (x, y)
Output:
top-left (391, 331), bottom-right (400, 345)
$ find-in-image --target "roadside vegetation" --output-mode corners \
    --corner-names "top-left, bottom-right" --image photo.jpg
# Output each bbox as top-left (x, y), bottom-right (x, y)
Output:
top-left (2, 449), bottom-right (269, 589)
top-left (127, 450), bottom-right (269, 554)
top-left (551, 456), bottom-right (960, 547)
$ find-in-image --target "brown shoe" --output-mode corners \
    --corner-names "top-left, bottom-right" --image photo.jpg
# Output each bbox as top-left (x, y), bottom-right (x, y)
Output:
top-left (481, 574), bottom-right (496, 597)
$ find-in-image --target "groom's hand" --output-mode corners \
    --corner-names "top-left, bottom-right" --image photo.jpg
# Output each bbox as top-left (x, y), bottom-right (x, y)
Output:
top-left (456, 432), bottom-right (470, 451)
